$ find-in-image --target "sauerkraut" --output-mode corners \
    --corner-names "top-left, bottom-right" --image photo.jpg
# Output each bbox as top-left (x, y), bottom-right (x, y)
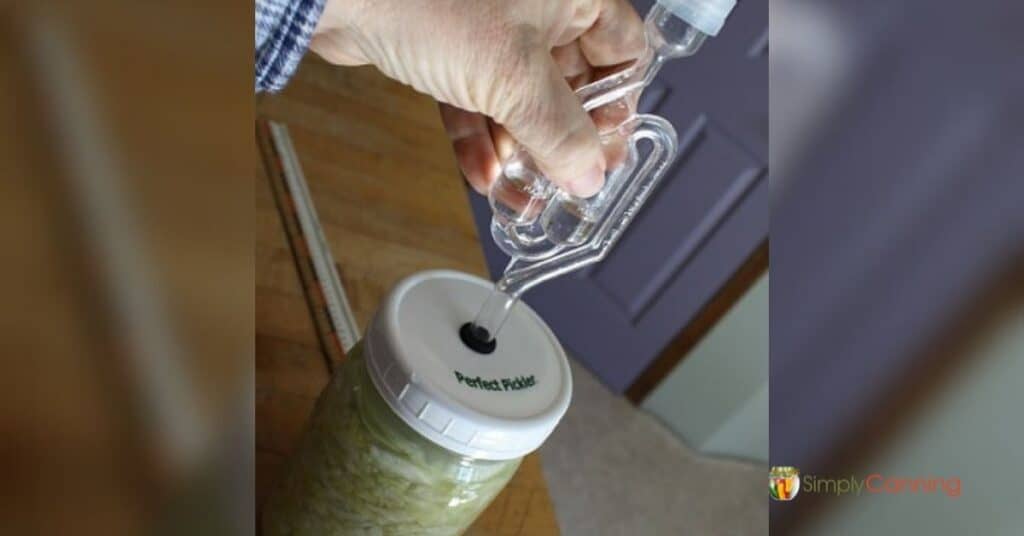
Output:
top-left (263, 343), bottom-right (521, 535)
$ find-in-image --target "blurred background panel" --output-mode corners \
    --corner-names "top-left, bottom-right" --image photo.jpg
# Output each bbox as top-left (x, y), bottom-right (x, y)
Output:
top-left (771, 0), bottom-right (1024, 532)
top-left (0, 1), bottom-right (252, 535)
top-left (799, 265), bottom-right (1024, 534)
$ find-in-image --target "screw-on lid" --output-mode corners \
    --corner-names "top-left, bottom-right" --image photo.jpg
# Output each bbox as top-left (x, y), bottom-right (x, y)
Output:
top-left (657, 0), bottom-right (737, 36)
top-left (364, 270), bottom-right (572, 460)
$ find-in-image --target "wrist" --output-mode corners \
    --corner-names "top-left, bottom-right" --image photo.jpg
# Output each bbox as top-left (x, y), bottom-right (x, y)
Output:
top-left (311, 0), bottom-right (372, 65)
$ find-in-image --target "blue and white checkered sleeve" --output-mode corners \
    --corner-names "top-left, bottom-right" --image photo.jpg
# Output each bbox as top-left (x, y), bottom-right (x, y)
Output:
top-left (255, 0), bottom-right (327, 92)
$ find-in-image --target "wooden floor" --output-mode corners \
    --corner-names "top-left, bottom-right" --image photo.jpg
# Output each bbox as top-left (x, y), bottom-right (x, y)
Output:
top-left (255, 56), bottom-right (560, 534)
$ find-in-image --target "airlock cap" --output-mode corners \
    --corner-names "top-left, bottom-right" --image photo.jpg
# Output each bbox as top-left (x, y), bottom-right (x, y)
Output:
top-left (364, 271), bottom-right (572, 460)
top-left (657, 0), bottom-right (737, 36)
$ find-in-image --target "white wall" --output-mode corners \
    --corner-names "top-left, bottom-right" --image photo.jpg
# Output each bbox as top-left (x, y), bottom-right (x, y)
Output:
top-left (642, 273), bottom-right (769, 463)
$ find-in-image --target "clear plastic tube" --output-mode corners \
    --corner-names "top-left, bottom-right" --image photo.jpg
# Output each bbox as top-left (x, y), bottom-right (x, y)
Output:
top-left (473, 114), bottom-right (679, 341)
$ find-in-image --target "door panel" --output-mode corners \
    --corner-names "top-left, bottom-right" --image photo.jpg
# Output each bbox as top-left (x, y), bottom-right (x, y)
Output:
top-left (591, 118), bottom-right (765, 322)
top-left (467, 0), bottom-right (768, 392)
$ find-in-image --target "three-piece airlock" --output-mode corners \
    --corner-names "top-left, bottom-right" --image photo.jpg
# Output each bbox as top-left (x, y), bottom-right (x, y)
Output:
top-left (470, 0), bottom-right (736, 343)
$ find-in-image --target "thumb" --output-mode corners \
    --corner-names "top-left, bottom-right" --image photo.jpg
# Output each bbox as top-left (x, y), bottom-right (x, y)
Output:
top-left (490, 48), bottom-right (606, 197)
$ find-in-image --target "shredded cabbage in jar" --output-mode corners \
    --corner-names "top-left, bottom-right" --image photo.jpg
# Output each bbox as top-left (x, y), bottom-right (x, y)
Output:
top-left (263, 343), bottom-right (521, 535)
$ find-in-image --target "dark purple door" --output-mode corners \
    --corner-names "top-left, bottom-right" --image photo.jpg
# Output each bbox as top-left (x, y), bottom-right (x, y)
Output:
top-left (468, 0), bottom-right (768, 393)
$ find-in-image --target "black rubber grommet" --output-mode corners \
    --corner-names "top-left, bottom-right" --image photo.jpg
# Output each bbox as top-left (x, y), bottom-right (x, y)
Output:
top-left (459, 322), bottom-right (496, 354)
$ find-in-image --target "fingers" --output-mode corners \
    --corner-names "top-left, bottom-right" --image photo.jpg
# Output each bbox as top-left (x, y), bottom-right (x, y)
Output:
top-left (438, 104), bottom-right (501, 195)
top-left (553, 42), bottom-right (635, 174)
top-left (492, 48), bottom-right (605, 197)
top-left (579, 0), bottom-right (646, 67)
top-left (590, 92), bottom-right (636, 131)
top-left (488, 122), bottom-right (517, 163)
top-left (552, 42), bottom-right (593, 89)
top-left (463, 1), bottom-right (644, 198)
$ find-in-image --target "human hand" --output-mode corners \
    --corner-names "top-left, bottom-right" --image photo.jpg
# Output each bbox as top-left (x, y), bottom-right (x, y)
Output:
top-left (310, 0), bottom-right (646, 197)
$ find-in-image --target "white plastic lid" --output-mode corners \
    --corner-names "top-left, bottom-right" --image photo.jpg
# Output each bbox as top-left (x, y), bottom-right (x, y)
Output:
top-left (364, 270), bottom-right (573, 460)
top-left (657, 0), bottom-right (737, 36)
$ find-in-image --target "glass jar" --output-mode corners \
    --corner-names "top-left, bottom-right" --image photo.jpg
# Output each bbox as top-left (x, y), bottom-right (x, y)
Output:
top-left (263, 343), bottom-right (520, 534)
top-left (263, 271), bottom-right (572, 535)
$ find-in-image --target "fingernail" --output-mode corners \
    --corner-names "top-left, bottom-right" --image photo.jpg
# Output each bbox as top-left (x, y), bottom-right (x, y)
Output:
top-left (566, 164), bottom-right (605, 198)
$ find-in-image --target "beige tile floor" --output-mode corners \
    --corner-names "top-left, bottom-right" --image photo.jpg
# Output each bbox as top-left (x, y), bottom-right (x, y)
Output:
top-left (540, 359), bottom-right (768, 535)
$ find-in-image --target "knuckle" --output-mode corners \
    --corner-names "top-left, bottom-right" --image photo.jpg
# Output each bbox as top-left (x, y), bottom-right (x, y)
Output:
top-left (478, 26), bottom-right (546, 121)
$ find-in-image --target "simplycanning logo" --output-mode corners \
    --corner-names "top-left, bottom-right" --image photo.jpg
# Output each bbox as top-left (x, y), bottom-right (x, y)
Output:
top-left (769, 466), bottom-right (961, 500)
top-left (769, 467), bottom-right (800, 501)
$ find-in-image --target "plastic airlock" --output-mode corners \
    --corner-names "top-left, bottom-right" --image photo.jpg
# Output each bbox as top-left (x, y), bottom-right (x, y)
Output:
top-left (465, 0), bottom-right (737, 347)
